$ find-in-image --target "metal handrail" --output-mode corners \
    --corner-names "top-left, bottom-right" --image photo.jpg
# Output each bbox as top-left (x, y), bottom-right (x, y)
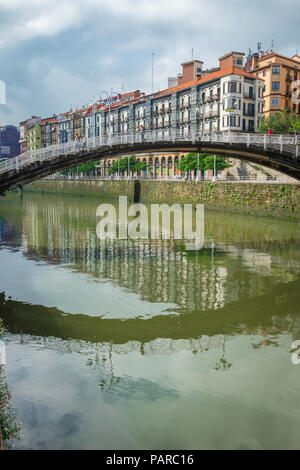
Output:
top-left (0, 131), bottom-right (298, 177)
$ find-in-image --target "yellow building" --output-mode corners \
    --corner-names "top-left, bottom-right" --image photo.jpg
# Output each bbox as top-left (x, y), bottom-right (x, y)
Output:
top-left (27, 123), bottom-right (42, 150)
top-left (246, 52), bottom-right (300, 117)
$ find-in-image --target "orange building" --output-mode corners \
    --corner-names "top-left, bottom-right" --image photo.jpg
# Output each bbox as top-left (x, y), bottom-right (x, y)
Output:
top-left (245, 51), bottom-right (300, 116)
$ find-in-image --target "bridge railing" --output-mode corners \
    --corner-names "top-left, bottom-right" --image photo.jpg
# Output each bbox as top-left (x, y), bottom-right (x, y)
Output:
top-left (0, 131), bottom-right (298, 178)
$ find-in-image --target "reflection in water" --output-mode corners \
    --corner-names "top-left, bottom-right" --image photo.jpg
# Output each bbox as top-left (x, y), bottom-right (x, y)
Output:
top-left (0, 194), bottom-right (300, 449)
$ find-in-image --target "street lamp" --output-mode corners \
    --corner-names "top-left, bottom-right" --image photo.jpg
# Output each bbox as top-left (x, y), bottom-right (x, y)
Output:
top-left (212, 155), bottom-right (217, 182)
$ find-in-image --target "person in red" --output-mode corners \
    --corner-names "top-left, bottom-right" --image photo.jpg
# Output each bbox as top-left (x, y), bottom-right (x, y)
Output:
top-left (267, 128), bottom-right (273, 135)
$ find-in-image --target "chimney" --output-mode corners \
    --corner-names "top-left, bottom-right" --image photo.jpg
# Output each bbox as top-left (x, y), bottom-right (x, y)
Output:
top-left (177, 60), bottom-right (204, 86)
top-left (219, 52), bottom-right (245, 70)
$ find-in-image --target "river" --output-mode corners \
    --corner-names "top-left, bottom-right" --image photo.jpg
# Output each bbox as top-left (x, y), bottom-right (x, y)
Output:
top-left (0, 193), bottom-right (300, 450)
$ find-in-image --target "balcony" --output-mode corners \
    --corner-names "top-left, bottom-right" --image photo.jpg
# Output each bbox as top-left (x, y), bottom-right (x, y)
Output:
top-left (179, 117), bottom-right (191, 124)
top-left (206, 111), bottom-right (219, 118)
top-left (244, 110), bottom-right (255, 116)
top-left (244, 92), bottom-right (256, 100)
top-left (179, 102), bottom-right (190, 110)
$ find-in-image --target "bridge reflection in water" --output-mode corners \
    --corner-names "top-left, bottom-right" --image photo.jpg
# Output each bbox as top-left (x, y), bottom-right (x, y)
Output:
top-left (1, 194), bottom-right (300, 449)
top-left (1, 194), bottom-right (300, 338)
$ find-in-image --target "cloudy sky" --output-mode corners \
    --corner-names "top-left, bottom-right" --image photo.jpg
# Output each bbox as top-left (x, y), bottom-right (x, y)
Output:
top-left (0, 0), bottom-right (299, 126)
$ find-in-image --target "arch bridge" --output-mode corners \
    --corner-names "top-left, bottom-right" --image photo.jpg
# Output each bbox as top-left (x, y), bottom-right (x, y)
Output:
top-left (0, 131), bottom-right (299, 194)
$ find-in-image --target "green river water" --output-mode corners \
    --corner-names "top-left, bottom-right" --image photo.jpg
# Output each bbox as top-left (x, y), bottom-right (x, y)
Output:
top-left (0, 193), bottom-right (300, 450)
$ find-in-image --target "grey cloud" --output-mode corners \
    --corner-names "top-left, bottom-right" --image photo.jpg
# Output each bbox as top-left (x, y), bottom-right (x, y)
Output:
top-left (0, 0), bottom-right (298, 125)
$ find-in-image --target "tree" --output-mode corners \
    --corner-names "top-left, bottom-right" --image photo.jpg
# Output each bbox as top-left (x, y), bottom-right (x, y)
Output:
top-left (134, 160), bottom-right (148, 174)
top-left (108, 156), bottom-right (147, 176)
top-left (289, 116), bottom-right (300, 134)
top-left (176, 152), bottom-right (231, 177)
top-left (176, 153), bottom-right (205, 173)
top-left (60, 160), bottom-right (99, 176)
top-left (258, 110), bottom-right (300, 134)
top-left (203, 155), bottom-right (231, 173)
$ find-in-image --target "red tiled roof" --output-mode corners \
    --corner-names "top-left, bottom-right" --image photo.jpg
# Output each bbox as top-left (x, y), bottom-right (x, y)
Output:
top-left (257, 52), bottom-right (300, 64)
top-left (152, 66), bottom-right (257, 99)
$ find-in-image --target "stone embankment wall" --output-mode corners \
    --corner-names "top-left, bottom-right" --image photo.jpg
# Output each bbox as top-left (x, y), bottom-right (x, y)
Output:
top-left (24, 179), bottom-right (300, 220)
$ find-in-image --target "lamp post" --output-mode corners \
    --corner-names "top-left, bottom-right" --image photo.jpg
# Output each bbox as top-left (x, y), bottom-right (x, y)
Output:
top-left (212, 155), bottom-right (217, 182)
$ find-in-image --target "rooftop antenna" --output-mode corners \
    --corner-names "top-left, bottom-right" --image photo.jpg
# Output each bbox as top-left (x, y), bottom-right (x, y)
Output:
top-left (257, 41), bottom-right (262, 52)
top-left (191, 48), bottom-right (194, 60)
top-left (271, 39), bottom-right (274, 52)
top-left (121, 83), bottom-right (125, 94)
top-left (152, 53), bottom-right (155, 94)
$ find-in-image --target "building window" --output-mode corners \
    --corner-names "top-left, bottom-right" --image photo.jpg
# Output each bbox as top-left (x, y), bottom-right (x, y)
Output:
top-left (272, 81), bottom-right (280, 91)
top-left (263, 70), bottom-right (266, 77)
top-left (248, 120), bottom-right (255, 131)
top-left (230, 115), bottom-right (236, 126)
top-left (272, 65), bottom-right (280, 75)
top-left (271, 97), bottom-right (279, 107)
top-left (228, 82), bottom-right (237, 93)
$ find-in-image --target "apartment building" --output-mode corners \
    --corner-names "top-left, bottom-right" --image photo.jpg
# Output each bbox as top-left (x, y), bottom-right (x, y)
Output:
top-left (84, 52), bottom-right (263, 138)
top-left (27, 122), bottom-right (42, 150)
top-left (0, 125), bottom-right (20, 158)
top-left (85, 91), bottom-right (143, 138)
top-left (57, 112), bottom-right (74, 143)
top-left (19, 116), bottom-right (40, 153)
top-left (20, 51), bottom-right (264, 152)
top-left (245, 50), bottom-right (300, 116)
top-left (40, 115), bottom-right (58, 148)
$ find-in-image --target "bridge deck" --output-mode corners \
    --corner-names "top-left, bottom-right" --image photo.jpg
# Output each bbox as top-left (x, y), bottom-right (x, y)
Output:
top-left (0, 132), bottom-right (299, 193)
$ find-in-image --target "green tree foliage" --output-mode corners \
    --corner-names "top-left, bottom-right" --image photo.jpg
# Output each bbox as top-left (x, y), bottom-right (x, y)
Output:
top-left (176, 153), bottom-right (205, 172)
top-left (289, 116), bottom-right (300, 134)
top-left (258, 110), bottom-right (300, 134)
top-left (108, 156), bottom-right (147, 175)
top-left (176, 153), bottom-right (231, 174)
top-left (60, 160), bottom-right (99, 176)
top-left (203, 155), bottom-right (231, 173)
